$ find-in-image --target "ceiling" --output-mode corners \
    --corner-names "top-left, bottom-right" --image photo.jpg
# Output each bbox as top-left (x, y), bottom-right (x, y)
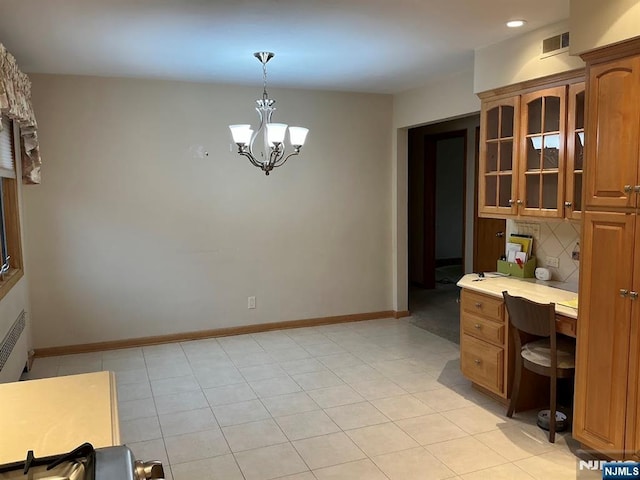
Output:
top-left (0, 0), bottom-right (569, 94)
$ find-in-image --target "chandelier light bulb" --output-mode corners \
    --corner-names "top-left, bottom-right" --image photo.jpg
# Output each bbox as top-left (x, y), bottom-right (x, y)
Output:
top-left (229, 124), bottom-right (252, 145)
top-left (289, 127), bottom-right (309, 147)
top-left (266, 123), bottom-right (288, 145)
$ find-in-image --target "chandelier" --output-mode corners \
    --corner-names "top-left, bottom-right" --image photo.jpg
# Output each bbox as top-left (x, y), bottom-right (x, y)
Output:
top-left (229, 52), bottom-right (309, 176)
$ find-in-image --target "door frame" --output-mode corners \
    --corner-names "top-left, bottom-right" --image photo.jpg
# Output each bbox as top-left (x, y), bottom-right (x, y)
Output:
top-left (473, 125), bottom-right (481, 272)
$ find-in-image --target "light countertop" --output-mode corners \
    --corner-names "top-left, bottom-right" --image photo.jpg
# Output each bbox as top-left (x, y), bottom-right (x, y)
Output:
top-left (457, 273), bottom-right (579, 319)
top-left (0, 371), bottom-right (120, 465)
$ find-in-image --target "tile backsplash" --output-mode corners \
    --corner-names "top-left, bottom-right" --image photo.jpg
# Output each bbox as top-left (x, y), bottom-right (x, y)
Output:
top-left (507, 220), bottom-right (580, 288)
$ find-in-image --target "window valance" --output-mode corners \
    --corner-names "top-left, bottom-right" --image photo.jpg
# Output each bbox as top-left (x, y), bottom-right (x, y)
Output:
top-left (0, 43), bottom-right (41, 184)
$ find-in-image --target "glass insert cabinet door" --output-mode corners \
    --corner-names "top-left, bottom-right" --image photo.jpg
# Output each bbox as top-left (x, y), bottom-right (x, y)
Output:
top-left (518, 86), bottom-right (566, 218)
top-left (565, 82), bottom-right (585, 220)
top-left (479, 96), bottom-right (519, 216)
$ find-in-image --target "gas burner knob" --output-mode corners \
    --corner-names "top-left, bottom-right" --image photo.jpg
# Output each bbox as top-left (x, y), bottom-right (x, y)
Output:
top-left (135, 460), bottom-right (165, 479)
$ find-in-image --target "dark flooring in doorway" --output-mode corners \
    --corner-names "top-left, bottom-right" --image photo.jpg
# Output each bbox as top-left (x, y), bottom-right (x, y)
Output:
top-left (408, 264), bottom-right (463, 344)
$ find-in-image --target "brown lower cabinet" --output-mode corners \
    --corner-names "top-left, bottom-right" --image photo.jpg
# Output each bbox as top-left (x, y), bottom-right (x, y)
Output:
top-left (460, 289), bottom-right (577, 407)
top-left (573, 211), bottom-right (640, 459)
top-left (627, 250), bottom-right (640, 462)
top-left (460, 289), bottom-right (510, 398)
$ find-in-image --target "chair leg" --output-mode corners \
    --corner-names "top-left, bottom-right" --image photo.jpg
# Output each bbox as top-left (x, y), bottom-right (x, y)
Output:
top-left (549, 376), bottom-right (557, 443)
top-left (507, 354), bottom-right (522, 418)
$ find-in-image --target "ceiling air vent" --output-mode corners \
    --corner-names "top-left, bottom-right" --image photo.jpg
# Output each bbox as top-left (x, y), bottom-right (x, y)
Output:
top-left (541, 32), bottom-right (569, 58)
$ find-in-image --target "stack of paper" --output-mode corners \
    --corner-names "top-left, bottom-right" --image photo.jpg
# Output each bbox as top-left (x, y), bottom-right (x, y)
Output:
top-left (506, 242), bottom-right (522, 262)
top-left (558, 297), bottom-right (579, 309)
top-left (507, 234), bottom-right (533, 262)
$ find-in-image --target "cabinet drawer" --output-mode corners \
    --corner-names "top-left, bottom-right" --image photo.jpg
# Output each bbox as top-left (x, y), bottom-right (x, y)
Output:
top-left (461, 290), bottom-right (504, 321)
top-left (462, 314), bottom-right (505, 346)
top-left (461, 334), bottom-right (504, 394)
top-left (556, 315), bottom-right (577, 338)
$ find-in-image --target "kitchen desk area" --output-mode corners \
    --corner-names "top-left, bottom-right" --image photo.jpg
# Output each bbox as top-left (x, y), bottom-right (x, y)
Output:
top-left (456, 273), bottom-right (578, 404)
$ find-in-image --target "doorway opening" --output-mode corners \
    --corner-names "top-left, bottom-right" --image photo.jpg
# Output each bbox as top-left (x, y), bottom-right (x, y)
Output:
top-left (407, 115), bottom-right (479, 343)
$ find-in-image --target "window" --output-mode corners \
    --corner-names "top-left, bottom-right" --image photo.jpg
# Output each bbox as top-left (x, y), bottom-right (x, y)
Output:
top-left (0, 114), bottom-right (23, 300)
top-left (0, 180), bottom-right (8, 273)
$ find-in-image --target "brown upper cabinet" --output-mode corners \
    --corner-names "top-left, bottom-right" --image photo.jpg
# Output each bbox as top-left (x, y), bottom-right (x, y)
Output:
top-left (584, 56), bottom-right (640, 210)
top-left (478, 75), bottom-right (585, 220)
top-left (479, 96), bottom-right (520, 217)
top-left (518, 86), bottom-right (566, 218)
top-left (565, 83), bottom-right (586, 220)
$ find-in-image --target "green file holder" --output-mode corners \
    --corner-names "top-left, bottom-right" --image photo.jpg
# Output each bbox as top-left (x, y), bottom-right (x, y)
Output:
top-left (497, 257), bottom-right (537, 278)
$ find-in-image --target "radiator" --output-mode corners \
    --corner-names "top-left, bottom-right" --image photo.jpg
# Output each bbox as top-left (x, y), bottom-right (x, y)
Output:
top-left (0, 310), bottom-right (27, 383)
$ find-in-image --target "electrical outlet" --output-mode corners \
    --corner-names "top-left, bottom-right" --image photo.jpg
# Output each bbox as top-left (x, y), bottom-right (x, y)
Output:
top-left (248, 296), bottom-right (256, 309)
top-left (545, 256), bottom-right (560, 268)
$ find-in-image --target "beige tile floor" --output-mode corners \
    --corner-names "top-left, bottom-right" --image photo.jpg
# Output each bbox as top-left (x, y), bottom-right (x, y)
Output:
top-left (27, 318), bottom-right (599, 480)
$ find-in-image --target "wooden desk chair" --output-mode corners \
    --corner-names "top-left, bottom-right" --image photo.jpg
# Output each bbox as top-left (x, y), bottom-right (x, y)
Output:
top-left (502, 291), bottom-right (576, 443)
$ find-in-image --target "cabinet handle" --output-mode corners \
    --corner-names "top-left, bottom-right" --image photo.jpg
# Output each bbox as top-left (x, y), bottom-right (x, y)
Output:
top-left (474, 359), bottom-right (481, 365)
top-left (624, 185), bottom-right (633, 194)
top-left (635, 186), bottom-right (640, 193)
top-left (631, 291), bottom-right (639, 300)
top-left (516, 200), bottom-right (523, 205)
top-left (564, 201), bottom-right (572, 207)
top-left (474, 324), bottom-right (481, 329)
top-left (475, 302), bottom-right (482, 308)
top-left (508, 199), bottom-right (515, 205)
top-left (620, 289), bottom-right (629, 298)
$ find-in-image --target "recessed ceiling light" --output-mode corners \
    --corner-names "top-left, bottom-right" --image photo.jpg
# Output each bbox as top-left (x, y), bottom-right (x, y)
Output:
top-left (507, 20), bottom-right (526, 28)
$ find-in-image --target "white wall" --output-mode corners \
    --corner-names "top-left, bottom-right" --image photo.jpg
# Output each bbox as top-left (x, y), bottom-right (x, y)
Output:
top-left (570, 0), bottom-right (640, 54)
top-left (394, 68), bottom-right (480, 130)
top-left (474, 20), bottom-right (585, 93)
top-left (392, 128), bottom-right (408, 311)
top-left (25, 74), bottom-right (393, 349)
